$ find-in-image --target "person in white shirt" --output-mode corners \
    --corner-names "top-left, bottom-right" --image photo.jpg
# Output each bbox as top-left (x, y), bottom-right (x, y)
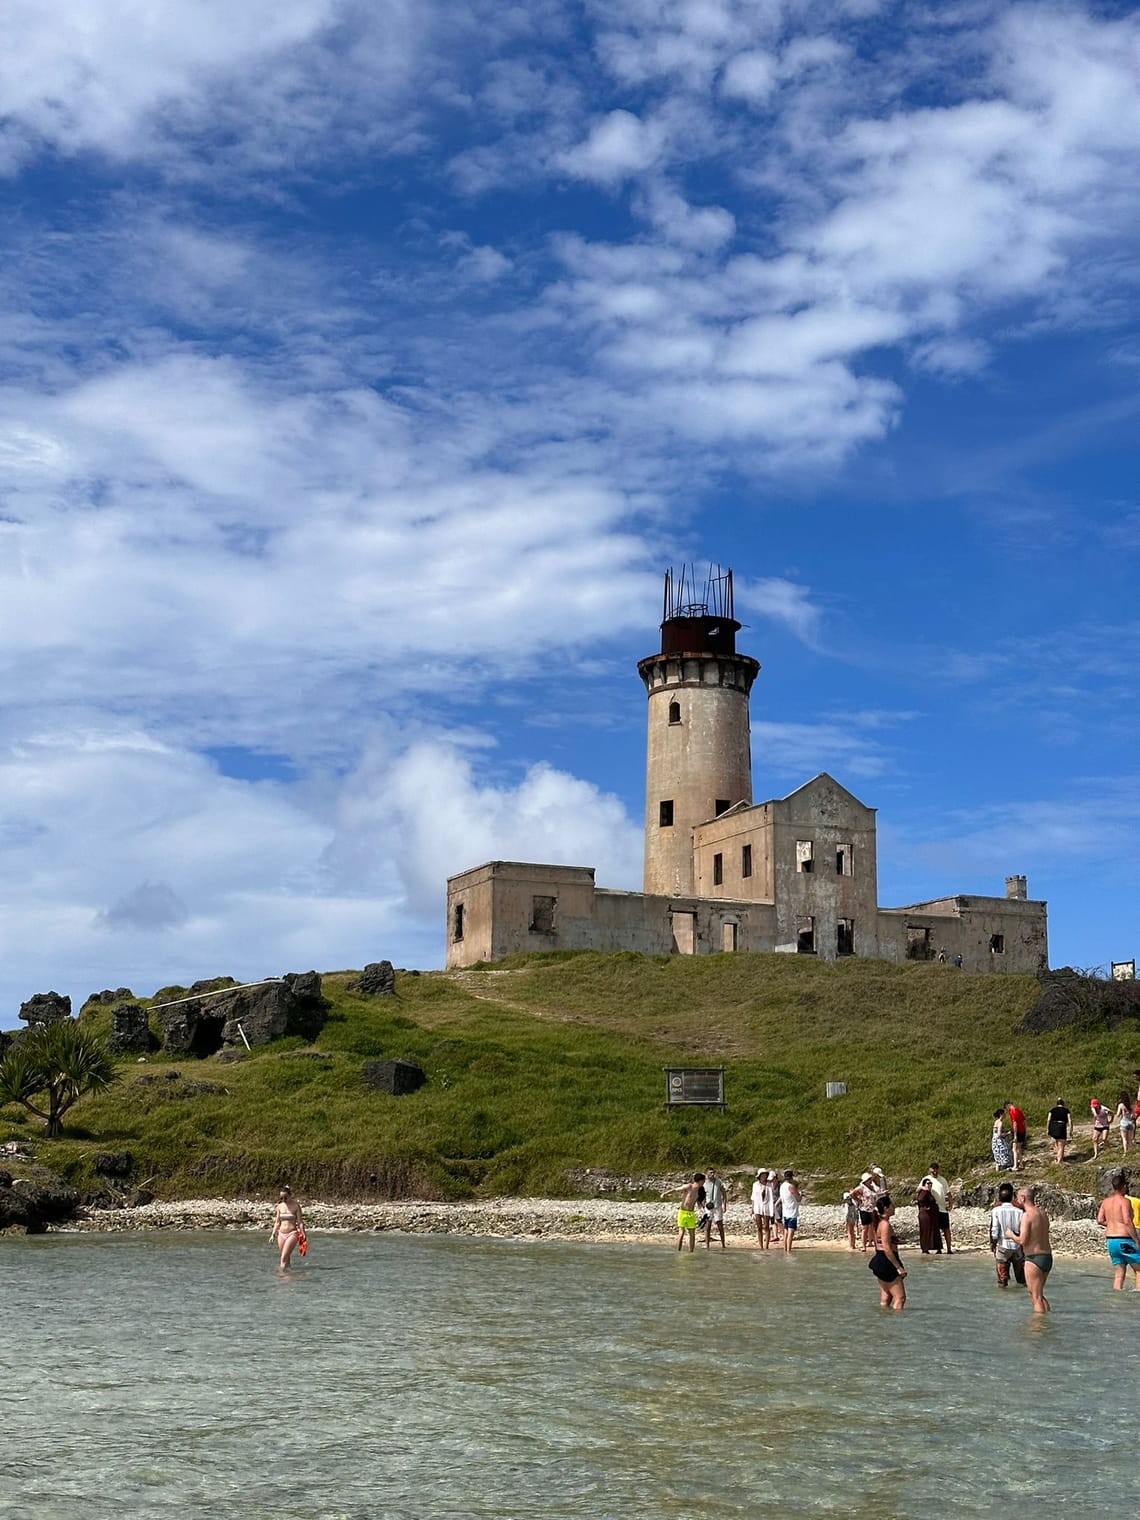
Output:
top-left (750, 1169), bottom-right (772, 1249)
top-left (703, 1167), bottom-right (727, 1251)
top-left (778, 1170), bottom-right (801, 1253)
top-left (926, 1163), bottom-right (953, 1254)
top-left (989, 1181), bottom-right (1025, 1287)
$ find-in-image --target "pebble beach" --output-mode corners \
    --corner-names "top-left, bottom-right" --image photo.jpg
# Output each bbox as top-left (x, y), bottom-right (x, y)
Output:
top-left (67, 1195), bottom-right (1111, 1257)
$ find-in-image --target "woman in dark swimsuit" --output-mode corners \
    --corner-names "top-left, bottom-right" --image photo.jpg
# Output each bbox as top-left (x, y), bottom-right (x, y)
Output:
top-left (868, 1194), bottom-right (907, 1310)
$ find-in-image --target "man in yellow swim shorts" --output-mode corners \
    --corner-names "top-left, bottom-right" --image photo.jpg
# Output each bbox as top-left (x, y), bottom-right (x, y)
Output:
top-left (664, 1172), bottom-right (706, 1253)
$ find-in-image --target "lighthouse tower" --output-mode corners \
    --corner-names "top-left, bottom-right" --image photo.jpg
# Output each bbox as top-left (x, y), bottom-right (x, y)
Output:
top-left (638, 566), bottom-right (760, 897)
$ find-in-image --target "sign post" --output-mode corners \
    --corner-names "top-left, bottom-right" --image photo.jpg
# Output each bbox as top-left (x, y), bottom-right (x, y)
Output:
top-left (664, 1068), bottom-right (725, 1110)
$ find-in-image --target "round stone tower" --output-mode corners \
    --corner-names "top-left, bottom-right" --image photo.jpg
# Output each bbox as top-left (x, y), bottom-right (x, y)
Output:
top-left (638, 566), bottom-right (760, 897)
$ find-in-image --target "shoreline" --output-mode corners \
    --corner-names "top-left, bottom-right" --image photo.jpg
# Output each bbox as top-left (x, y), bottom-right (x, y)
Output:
top-left (61, 1197), bottom-right (1112, 1258)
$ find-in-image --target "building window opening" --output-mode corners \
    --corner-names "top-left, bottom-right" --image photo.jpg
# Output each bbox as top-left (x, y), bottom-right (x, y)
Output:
top-left (712, 852), bottom-right (724, 886)
top-left (530, 895), bottom-right (556, 934)
top-left (668, 700), bottom-right (681, 725)
top-left (452, 904), bottom-right (465, 942)
top-left (796, 840), bottom-right (814, 873)
top-left (990, 933), bottom-right (1005, 955)
top-left (906, 926), bottom-right (933, 962)
top-left (715, 799), bottom-right (730, 816)
top-left (796, 916), bottom-right (816, 954)
top-left (836, 844), bottom-right (852, 876)
top-left (659, 800), bottom-right (674, 827)
top-left (741, 844), bottom-right (752, 879)
top-left (837, 918), bottom-right (854, 956)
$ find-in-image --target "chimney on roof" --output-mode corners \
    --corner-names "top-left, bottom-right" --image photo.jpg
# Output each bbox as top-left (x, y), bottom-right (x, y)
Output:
top-left (1005, 875), bottom-right (1028, 901)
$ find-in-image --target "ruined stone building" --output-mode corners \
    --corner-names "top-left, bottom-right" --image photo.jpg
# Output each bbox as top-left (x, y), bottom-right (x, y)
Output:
top-left (446, 568), bottom-right (1048, 973)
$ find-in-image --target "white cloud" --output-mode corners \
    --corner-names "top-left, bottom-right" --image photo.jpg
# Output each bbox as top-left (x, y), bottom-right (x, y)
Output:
top-left (556, 110), bottom-right (666, 185)
top-left (0, 720), bottom-right (642, 1018)
top-left (752, 720), bottom-right (890, 783)
top-left (0, 0), bottom-right (343, 167)
top-left (738, 577), bottom-right (823, 646)
top-left (720, 49), bottom-right (778, 104)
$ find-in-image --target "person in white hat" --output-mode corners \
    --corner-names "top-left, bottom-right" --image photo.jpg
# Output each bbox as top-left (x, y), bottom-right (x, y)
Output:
top-left (750, 1168), bottom-right (772, 1249)
top-left (851, 1172), bottom-right (876, 1251)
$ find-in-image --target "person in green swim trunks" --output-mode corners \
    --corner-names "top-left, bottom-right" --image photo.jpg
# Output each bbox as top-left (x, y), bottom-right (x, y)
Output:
top-left (1010, 1184), bottom-right (1053, 1313)
top-left (663, 1172), bottom-right (706, 1253)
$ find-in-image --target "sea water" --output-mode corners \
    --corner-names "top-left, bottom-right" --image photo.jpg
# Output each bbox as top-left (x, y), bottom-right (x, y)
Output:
top-left (1, 1232), bottom-right (1131, 1519)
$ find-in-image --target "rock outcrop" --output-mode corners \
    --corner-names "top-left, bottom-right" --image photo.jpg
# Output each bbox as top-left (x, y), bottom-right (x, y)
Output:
top-left (358, 961), bottom-right (396, 996)
top-left (0, 1159), bottom-right (80, 1233)
top-left (108, 1004), bottom-right (157, 1055)
top-left (18, 991), bottom-right (72, 1027)
top-left (157, 973), bottom-right (327, 1056)
top-left (85, 987), bottom-right (135, 1007)
top-left (362, 1058), bottom-right (426, 1095)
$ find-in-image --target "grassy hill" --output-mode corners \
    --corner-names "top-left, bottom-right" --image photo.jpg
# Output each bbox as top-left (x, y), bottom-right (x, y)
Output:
top-left (5, 952), bottom-right (1135, 1201)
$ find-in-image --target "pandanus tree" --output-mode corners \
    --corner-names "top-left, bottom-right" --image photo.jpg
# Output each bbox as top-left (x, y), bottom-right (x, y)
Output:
top-left (0, 1020), bottom-right (116, 1137)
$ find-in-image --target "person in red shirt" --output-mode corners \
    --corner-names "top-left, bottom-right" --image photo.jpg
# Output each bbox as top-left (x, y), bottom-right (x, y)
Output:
top-left (1005, 1102), bottom-right (1027, 1170)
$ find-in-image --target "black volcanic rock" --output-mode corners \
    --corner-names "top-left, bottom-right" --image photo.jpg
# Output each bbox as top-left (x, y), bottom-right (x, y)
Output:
top-left (359, 961), bottom-right (396, 996)
top-left (18, 991), bottom-right (72, 1027)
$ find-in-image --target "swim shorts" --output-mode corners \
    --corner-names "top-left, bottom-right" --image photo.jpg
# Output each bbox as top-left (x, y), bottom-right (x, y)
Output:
top-left (677, 1209), bottom-right (697, 1230)
top-left (858, 1209), bottom-right (875, 1226)
top-left (937, 1211), bottom-right (950, 1230)
top-left (1024, 1251), bottom-right (1053, 1274)
top-left (1106, 1238), bottom-right (1140, 1268)
top-left (783, 1216), bottom-right (798, 1232)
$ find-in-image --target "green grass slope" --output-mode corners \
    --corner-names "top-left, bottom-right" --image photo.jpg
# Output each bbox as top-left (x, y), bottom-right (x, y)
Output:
top-left (5, 952), bottom-right (1134, 1201)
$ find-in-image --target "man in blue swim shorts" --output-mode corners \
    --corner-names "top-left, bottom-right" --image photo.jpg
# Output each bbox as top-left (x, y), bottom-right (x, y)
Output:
top-left (1096, 1172), bottom-right (1140, 1291)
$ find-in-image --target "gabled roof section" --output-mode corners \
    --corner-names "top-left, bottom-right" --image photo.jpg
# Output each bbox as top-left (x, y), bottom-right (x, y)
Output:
top-left (766, 772), bottom-right (876, 813)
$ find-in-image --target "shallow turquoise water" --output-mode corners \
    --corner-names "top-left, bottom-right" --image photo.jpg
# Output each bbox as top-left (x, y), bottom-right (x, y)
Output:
top-left (1, 1233), bottom-right (1131, 1518)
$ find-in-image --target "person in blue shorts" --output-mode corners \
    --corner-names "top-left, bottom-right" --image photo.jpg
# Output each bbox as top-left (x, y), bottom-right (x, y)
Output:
top-left (1096, 1171), bottom-right (1140, 1290)
top-left (778, 1169), bottom-right (801, 1253)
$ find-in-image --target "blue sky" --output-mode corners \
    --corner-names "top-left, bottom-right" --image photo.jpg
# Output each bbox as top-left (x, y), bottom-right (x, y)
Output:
top-left (1, 0), bottom-right (1138, 1021)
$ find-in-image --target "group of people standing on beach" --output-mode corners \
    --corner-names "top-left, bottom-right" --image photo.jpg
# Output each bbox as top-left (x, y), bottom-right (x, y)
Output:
top-left (665, 1167), bottom-right (801, 1253)
top-left (663, 1156), bottom-right (1140, 1315)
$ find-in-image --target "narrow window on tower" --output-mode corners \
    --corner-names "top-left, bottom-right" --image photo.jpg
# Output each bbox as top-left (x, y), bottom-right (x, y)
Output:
top-left (796, 840), bottom-right (814, 873)
top-left (452, 903), bottom-right (465, 942)
top-left (741, 843), bottom-right (752, 879)
top-left (989, 934), bottom-right (1005, 955)
top-left (715, 799), bottom-right (730, 816)
top-left (668, 700), bottom-right (681, 725)
top-left (713, 853), bottom-right (723, 886)
top-left (659, 800), bottom-right (674, 827)
top-left (836, 843), bottom-right (852, 876)
top-left (837, 918), bottom-right (854, 956)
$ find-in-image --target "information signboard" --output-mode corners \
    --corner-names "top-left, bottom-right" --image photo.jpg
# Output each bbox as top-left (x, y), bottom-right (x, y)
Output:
top-left (664, 1068), bottom-right (725, 1108)
top-left (1111, 960), bottom-right (1136, 981)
